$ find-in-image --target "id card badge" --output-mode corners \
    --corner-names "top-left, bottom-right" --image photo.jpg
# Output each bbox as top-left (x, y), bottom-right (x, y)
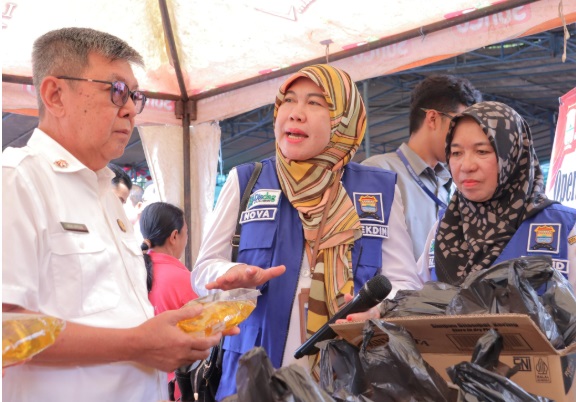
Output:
top-left (298, 288), bottom-right (310, 344)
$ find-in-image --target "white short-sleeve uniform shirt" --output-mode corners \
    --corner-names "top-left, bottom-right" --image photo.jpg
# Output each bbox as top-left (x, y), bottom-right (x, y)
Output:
top-left (2, 129), bottom-right (166, 402)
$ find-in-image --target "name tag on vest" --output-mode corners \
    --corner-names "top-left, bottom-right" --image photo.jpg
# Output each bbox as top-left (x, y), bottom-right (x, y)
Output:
top-left (552, 259), bottom-right (569, 275)
top-left (361, 224), bottom-right (388, 238)
top-left (240, 208), bottom-right (277, 224)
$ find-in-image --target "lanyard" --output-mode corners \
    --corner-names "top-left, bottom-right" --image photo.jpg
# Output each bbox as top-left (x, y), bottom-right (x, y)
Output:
top-left (396, 148), bottom-right (447, 209)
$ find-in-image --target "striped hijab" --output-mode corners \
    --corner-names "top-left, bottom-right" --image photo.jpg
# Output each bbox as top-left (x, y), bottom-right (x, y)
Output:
top-left (435, 101), bottom-right (554, 285)
top-left (274, 64), bottom-right (366, 337)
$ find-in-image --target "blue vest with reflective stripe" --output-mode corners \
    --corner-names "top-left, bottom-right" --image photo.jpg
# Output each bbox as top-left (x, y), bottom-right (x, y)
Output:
top-left (216, 157), bottom-right (396, 400)
top-left (429, 204), bottom-right (575, 282)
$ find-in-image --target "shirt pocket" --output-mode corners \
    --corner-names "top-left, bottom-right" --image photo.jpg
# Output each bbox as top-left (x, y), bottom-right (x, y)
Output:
top-left (49, 232), bottom-right (120, 318)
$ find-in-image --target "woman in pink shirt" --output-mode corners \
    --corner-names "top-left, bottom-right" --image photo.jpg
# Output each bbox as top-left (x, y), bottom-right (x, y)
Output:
top-left (140, 202), bottom-right (199, 400)
top-left (140, 202), bottom-right (198, 314)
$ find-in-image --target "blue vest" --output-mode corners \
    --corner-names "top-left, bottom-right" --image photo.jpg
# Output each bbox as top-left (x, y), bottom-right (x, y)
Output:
top-left (429, 204), bottom-right (576, 282)
top-left (216, 157), bottom-right (397, 400)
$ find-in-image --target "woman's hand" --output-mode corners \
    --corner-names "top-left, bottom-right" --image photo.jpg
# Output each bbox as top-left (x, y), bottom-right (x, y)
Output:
top-left (205, 264), bottom-right (286, 291)
top-left (334, 293), bottom-right (381, 324)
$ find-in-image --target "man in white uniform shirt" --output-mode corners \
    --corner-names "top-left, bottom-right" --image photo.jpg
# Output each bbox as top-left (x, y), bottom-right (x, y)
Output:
top-left (2, 27), bottom-right (231, 402)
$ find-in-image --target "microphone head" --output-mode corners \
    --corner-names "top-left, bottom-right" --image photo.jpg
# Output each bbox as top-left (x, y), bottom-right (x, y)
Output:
top-left (360, 275), bottom-right (392, 304)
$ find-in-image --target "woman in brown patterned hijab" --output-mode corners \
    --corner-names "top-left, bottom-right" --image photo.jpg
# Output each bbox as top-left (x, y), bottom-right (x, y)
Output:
top-left (434, 101), bottom-right (554, 285)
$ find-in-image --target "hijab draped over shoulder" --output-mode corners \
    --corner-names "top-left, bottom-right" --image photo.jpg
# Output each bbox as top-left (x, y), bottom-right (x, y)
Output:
top-left (274, 64), bottom-right (366, 335)
top-left (435, 101), bottom-right (554, 285)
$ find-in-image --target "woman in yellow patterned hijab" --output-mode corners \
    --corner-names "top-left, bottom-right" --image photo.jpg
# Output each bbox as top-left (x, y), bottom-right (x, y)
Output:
top-left (194, 64), bottom-right (421, 399)
top-left (274, 64), bottom-right (366, 340)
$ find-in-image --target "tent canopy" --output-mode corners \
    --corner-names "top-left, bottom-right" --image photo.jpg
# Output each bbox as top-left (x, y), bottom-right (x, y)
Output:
top-left (4, 0), bottom-right (574, 126)
top-left (3, 0), bottom-right (574, 268)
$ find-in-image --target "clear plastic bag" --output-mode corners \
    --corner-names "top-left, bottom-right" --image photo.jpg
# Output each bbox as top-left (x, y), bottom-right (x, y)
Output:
top-left (2, 312), bottom-right (66, 367)
top-left (178, 288), bottom-right (260, 336)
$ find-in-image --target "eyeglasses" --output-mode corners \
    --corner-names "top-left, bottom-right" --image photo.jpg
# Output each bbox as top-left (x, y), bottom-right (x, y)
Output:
top-left (420, 108), bottom-right (453, 120)
top-left (57, 76), bottom-right (147, 114)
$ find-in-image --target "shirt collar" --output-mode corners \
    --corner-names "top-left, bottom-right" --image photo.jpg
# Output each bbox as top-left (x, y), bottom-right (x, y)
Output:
top-left (399, 143), bottom-right (452, 187)
top-left (28, 128), bottom-right (87, 172)
top-left (28, 128), bottom-right (114, 181)
top-left (434, 163), bottom-right (452, 187)
top-left (147, 250), bottom-right (187, 269)
top-left (398, 143), bottom-right (429, 176)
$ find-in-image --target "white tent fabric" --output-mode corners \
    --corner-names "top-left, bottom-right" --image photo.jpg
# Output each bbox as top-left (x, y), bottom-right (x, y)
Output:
top-left (139, 123), bottom-right (221, 263)
top-left (2, 0), bottom-right (575, 266)
top-left (3, 0), bottom-right (575, 124)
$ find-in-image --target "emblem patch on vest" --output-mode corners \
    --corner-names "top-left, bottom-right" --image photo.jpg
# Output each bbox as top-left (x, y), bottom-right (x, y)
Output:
top-left (240, 207), bottom-right (277, 224)
top-left (569, 235), bottom-right (576, 245)
top-left (247, 189), bottom-right (281, 210)
top-left (353, 193), bottom-right (384, 223)
top-left (527, 224), bottom-right (561, 253)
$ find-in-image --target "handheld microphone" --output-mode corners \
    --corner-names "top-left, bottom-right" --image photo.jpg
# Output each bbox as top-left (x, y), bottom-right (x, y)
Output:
top-left (294, 274), bottom-right (392, 358)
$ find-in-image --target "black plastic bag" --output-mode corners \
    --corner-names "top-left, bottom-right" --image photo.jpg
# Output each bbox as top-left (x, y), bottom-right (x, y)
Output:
top-left (318, 321), bottom-right (451, 402)
top-left (318, 339), bottom-right (369, 401)
top-left (539, 263), bottom-right (576, 346)
top-left (235, 346), bottom-right (275, 402)
top-left (361, 320), bottom-right (451, 402)
top-left (380, 281), bottom-right (459, 318)
top-left (467, 328), bottom-right (518, 378)
top-left (446, 256), bottom-right (565, 349)
top-left (448, 329), bottom-right (552, 402)
top-left (272, 365), bottom-right (335, 402)
top-left (233, 346), bottom-right (334, 402)
top-left (503, 255), bottom-right (576, 346)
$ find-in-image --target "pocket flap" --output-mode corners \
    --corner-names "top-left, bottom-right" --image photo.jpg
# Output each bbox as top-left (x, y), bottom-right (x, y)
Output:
top-left (239, 224), bottom-right (276, 250)
top-left (50, 232), bottom-right (105, 255)
top-left (358, 237), bottom-right (382, 268)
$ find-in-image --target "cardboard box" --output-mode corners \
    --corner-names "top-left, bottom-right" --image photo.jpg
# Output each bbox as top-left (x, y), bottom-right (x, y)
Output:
top-left (331, 313), bottom-right (576, 401)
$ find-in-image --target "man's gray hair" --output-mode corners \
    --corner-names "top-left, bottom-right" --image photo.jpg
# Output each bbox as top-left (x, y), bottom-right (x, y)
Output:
top-left (32, 27), bottom-right (144, 116)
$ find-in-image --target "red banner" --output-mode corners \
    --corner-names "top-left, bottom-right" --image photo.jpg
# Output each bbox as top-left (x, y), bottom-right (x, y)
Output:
top-left (546, 87), bottom-right (576, 208)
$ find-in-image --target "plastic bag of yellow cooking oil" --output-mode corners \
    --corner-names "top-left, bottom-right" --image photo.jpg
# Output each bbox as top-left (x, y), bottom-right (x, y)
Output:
top-left (177, 288), bottom-right (261, 337)
top-left (2, 312), bottom-right (66, 367)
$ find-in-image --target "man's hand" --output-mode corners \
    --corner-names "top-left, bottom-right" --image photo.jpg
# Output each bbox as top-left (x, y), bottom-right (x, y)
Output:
top-left (131, 305), bottom-right (228, 372)
top-left (205, 264), bottom-right (286, 291)
top-left (0, 303), bottom-right (240, 371)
